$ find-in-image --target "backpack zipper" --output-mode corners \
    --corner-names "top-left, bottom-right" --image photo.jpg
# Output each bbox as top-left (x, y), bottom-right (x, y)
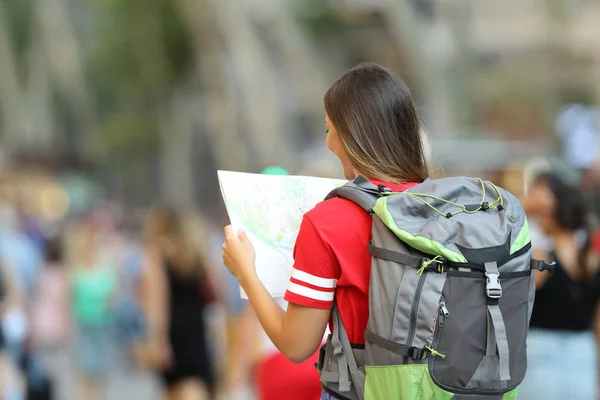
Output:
top-left (439, 301), bottom-right (450, 318)
top-left (434, 301), bottom-right (449, 341)
top-left (406, 272), bottom-right (428, 349)
top-left (429, 301), bottom-right (449, 365)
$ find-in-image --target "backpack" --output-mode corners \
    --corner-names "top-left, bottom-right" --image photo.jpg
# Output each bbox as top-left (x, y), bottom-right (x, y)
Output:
top-left (316, 175), bottom-right (554, 400)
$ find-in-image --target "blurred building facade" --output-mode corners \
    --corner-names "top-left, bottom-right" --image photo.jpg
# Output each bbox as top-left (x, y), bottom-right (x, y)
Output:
top-left (0, 0), bottom-right (599, 215)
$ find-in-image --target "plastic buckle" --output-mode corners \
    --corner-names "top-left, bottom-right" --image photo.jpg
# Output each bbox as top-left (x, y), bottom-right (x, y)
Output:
top-left (544, 261), bottom-right (556, 274)
top-left (408, 346), bottom-right (423, 360)
top-left (378, 184), bottom-right (392, 193)
top-left (316, 343), bottom-right (327, 372)
top-left (485, 271), bottom-right (502, 299)
top-left (533, 260), bottom-right (556, 274)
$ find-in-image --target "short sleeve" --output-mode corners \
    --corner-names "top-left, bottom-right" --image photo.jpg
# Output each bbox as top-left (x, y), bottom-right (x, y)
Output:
top-left (284, 215), bottom-right (339, 309)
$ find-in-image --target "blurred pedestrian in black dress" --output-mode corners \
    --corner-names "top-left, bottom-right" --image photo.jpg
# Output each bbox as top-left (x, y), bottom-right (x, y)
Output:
top-left (141, 206), bottom-right (219, 400)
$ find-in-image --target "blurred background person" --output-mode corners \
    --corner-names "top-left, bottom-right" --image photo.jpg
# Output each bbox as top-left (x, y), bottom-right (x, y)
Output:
top-left (0, 258), bottom-right (5, 395)
top-left (69, 214), bottom-right (119, 400)
top-left (30, 232), bottom-right (70, 400)
top-left (207, 205), bottom-right (246, 396)
top-left (141, 206), bottom-right (219, 400)
top-left (0, 202), bottom-right (43, 371)
top-left (0, 253), bottom-right (28, 400)
top-left (520, 172), bottom-right (600, 400)
top-left (113, 214), bottom-right (147, 370)
top-left (0, 201), bottom-right (40, 400)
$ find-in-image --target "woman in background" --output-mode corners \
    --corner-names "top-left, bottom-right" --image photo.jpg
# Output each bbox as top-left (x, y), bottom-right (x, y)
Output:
top-left (113, 216), bottom-right (147, 368)
top-left (142, 206), bottom-right (219, 400)
top-left (32, 234), bottom-right (69, 352)
top-left (70, 214), bottom-right (119, 400)
top-left (520, 172), bottom-right (600, 400)
top-left (0, 257), bottom-right (27, 400)
top-left (31, 233), bottom-right (70, 400)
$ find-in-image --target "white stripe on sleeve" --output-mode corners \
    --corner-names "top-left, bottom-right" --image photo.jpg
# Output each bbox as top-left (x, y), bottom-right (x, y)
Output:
top-left (291, 268), bottom-right (337, 289)
top-left (287, 283), bottom-right (335, 302)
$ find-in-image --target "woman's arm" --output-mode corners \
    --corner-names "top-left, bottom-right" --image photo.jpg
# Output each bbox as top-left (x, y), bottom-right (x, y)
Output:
top-left (2, 262), bottom-right (24, 311)
top-left (141, 249), bottom-right (169, 338)
top-left (139, 248), bottom-right (172, 368)
top-left (201, 263), bottom-right (223, 306)
top-left (223, 227), bottom-right (330, 363)
top-left (532, 248), bottom-right (551, 290)
top-left (593, 299), bottom-right (600, 347)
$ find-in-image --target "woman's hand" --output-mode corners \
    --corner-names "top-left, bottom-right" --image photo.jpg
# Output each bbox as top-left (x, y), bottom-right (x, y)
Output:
top-left (153, 335), bottom-right (173, 369)
top-left (138, 333), bottom-right (173, 370)
top-left (222, 226), bottom-right (257, 284)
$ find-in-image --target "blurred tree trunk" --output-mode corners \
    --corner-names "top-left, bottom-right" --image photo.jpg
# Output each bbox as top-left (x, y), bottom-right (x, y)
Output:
top-left (0, 11), bottom-right (25, 155)
top-left (204, 0), bottom-right (288, 170)
top-left (159, 92), bottom-right (195, 207)
top-left (444, 0), bottom-right (475, 131)
top-left (35, 0), bottom-right (96, 157)
top-left (253, 1), bottom-right (334, 142)
top-left (176, 0), bottom-right (247, 172)
top-left (24, 41), bottom-right (55, 150)
top-left (377, 0), bottom-right (457, 137)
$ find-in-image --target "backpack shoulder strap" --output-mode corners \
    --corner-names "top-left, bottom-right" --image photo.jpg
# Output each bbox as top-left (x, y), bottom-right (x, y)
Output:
top-left (331, 303), bottom-right (365, 399)
top-left (325, 175), bottom-right (382, 213)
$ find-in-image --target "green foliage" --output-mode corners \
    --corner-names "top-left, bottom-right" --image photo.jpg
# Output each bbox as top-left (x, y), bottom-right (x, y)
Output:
top-left (293, 0), bottom-right (356, 39)
top-left (88, 0), bottom-right (193, 101)
top-left (3, 0), bottom-right (35, 76)
top-left (94, 112), bottom-right (160, 154)
top-left (85, 0), bottom-right (194, 157)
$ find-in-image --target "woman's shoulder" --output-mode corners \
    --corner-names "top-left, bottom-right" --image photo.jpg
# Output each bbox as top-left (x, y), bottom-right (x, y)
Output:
top-left (305, 196), bottom-right (371, 223)
top-left (302, 196), bottom-right (372, 244)
top-left (305, 179), bottom-right (416, 221)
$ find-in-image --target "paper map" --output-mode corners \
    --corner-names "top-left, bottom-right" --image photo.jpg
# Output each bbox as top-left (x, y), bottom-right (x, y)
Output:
top-left (218, 170), bottom-right (346, 298)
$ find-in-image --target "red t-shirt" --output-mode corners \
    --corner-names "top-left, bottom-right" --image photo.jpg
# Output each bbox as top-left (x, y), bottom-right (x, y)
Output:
top-left (284, 179), bottom-right (418, 344)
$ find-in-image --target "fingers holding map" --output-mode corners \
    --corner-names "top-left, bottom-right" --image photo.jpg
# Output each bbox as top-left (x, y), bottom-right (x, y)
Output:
top-left (217, 170), bottom-right (346, 298)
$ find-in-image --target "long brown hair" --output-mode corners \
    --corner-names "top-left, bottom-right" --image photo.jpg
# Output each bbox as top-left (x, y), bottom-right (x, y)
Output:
top-left (324, 63), bottom-right (429, 184)
top-left (535, 172), bottom-right (597, 280)
top-left (145, 206), bottom-right (209, 277)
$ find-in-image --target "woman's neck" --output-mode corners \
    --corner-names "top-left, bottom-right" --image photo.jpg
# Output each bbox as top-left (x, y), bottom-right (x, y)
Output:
top-left (363, 174), bottom-right (404, 185)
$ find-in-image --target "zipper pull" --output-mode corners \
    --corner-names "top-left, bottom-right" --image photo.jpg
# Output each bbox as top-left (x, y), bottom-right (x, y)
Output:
top-left (440, 301), bottom-right (450, 318)
top-left (424, 345), bottom-right (446, 359)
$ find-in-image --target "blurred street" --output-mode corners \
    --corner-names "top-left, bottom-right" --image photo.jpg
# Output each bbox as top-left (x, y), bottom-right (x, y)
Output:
top-left (43, 348), bottom-right (160, 400)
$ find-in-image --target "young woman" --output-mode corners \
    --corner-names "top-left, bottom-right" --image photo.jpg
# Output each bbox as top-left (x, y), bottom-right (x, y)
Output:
top-left (222, 63), bottom-right (429, 399)
top-left (519, 172), bottom-right (600, 400)
top-left (142, 207), bottom-right (219, 400)
top-left (32, 234), bottom-right (69, 352)
top-left (0, 255), bottom-right (28, 400)
top-left (31, 234), bottom-right (70, 400)
top-left (70, 215), bottom-right (119, 400)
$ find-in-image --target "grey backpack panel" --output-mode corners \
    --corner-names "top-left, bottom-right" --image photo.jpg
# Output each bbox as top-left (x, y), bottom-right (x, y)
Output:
top-left (383, 177), bottom-right (528, 264)
top-left (367, 218), bottom-right (446, 368)
top-left (367, 217), bottom-right (413, 345)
